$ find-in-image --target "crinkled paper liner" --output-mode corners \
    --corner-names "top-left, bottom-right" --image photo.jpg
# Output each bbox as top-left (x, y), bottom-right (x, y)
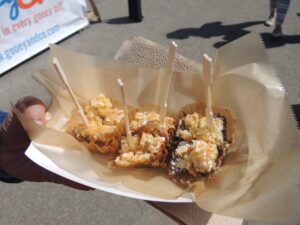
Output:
top-left (17, 33), bottom-right (300, 221)
top-left (176, 102), bottom-right (236, 143)
top-left (168, 102), bottom-right (236, 185)
top-left (115, 34), bottom-right (300, 222)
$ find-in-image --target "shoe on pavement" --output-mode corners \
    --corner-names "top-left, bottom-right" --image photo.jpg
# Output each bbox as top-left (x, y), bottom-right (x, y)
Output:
top-left (264, 16), bottom-right (276, 26)
top-left (272, 25), bottom-right (284, 38)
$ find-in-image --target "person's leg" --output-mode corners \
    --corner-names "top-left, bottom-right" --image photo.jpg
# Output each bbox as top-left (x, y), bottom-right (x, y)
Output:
top-left (272, 0), bottom-right (291, 37)
top-left (128, 0), bottom-right (143, 22)
top-left (265, 0), bottom-right (277, 26)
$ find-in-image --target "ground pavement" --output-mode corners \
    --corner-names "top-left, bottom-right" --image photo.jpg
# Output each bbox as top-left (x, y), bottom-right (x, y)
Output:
top-left (0, 0), bottom-right (300, 224)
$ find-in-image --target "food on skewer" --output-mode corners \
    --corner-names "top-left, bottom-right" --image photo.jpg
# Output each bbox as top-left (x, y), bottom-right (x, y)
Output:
top-left (65, 93), bottom-right (234, 179)
top-left (168, 112), bottom-right (231, 178)
top-left (65, 93), bottom-right (125, 154)
top-left (115, 111), bottom-right (176, 168)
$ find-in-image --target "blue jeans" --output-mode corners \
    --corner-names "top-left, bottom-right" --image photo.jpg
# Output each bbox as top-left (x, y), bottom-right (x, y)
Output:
top-left (0, 111), bottom-right (8, 125)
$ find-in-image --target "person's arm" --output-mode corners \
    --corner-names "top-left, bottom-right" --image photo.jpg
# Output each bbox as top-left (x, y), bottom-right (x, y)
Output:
top-left (0, 111), bottom-right (23, 183)
top-left (0, 96), bottom-right (93, 190)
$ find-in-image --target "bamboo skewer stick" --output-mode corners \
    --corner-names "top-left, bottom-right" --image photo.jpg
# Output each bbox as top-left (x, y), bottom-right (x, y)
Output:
top-left (159, 103), bottom-right (168, 126)
top-left (165, 41), bottom-right (178, 74)
top-left (117, 78), bottom-right (134, 150)
top-left (159, 41), bottom-right (177, 125)
top-left (52, 57), bottom-right (89, 127)
top-left (202, 54), bottom-right (214, 130)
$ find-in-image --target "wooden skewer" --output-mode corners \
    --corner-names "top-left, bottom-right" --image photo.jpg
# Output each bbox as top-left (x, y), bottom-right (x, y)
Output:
top-left (159, 103), bottom-right (168, 127)
top-left (159, 41), bottom-right (177, 125)
top-left (202, 54), bottom-right (214, 130)
top-left (117, 78), bottom-right (134, 150)
top-left (52, 57), bottom-right (89, 127)
top-left (166, 41), bottom-right (178, 74)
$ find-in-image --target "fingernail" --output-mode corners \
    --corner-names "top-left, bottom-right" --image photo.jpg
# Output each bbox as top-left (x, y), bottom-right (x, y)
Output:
top-left (34, 120), bottom-right (47, 126)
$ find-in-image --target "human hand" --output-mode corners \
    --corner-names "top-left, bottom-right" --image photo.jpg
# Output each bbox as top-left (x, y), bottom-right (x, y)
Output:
top-left (0, 96), bottom-right (93, 190)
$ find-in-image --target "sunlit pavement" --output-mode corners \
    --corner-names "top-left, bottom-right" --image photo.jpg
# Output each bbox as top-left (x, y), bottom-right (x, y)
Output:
top-left (0, 1), bottom-right (299, 224)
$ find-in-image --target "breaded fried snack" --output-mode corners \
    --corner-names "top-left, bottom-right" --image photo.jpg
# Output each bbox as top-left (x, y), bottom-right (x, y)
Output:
top-left (115, 111), bottom-right (175, 167)
top-left (65, 94), bottom-right (125, 154)
top-left (168, 103), bottom-right (235, 178)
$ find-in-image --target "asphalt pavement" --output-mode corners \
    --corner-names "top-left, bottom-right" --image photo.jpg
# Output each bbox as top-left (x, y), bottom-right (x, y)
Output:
top-left (0, 0), bottom-right (299, 224)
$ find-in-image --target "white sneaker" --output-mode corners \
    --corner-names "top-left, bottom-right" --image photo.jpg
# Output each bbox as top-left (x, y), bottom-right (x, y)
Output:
top-left (264, 16), bottom-right (276, 26)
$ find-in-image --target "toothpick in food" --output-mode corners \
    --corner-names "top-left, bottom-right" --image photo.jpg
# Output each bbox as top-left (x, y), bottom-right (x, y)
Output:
top-left (53, 57), bottom-right (89, 127)
top-left (117, 78), bottom-right (134, 150)
top-left (159, 41), bottom-right (177, 126)
top-left (202, 54), bottom-right (214, 130)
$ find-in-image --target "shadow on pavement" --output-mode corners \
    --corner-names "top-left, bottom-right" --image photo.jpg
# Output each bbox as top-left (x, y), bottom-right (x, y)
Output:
top-left (261, 33), bottom-right (300, 48)
top-left (106, 17), bottom-right (134, 24)
top-left (166, 21), bottom-right (264, 48)
top-left (167, 21), bottom-right (300, 49)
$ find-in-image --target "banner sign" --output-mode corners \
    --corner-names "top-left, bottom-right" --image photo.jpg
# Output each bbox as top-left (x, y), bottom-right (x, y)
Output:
top-left (0, 0), bottom-right (89, 74)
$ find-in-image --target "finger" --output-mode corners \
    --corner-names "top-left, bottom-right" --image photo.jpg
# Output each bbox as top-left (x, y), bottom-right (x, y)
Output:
top-left (23, 105), bottom-right (46, 124)
top-left (15, 96), bottom-right (45, 113)
top-left (0, 96), bottom-right (46, 149)
top-left (21, 104), bottom-right (47, 132)
top-left (16, 96), bottom-right (47, 132)
top-left (0, 96), bottom-right (93, 191)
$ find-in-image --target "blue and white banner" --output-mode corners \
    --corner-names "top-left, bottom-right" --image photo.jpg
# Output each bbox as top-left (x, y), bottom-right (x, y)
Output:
top-left (0, 0), bottom-right (89, 74)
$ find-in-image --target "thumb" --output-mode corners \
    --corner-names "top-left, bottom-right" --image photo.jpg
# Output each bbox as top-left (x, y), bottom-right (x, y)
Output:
top-left (0, 96), bottom-right (46, 149)
top-left (15, 96), bottom-right (47, 132)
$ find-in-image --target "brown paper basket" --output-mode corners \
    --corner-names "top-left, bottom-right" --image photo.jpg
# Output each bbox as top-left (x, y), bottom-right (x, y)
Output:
top-left (19, 34), bottom-right (300, 221)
